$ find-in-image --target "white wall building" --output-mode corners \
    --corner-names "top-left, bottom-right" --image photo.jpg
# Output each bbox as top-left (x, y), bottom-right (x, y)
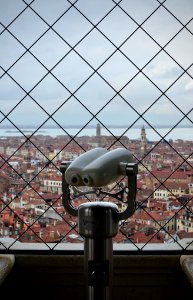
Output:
top-left (43, 178), bottom-right (62, 194)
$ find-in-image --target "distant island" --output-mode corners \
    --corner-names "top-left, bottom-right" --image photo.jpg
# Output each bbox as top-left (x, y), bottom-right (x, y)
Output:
top-left (1, 124), bottom-right (193, 129)
top-left (5, 130), bottom-right (46, 133)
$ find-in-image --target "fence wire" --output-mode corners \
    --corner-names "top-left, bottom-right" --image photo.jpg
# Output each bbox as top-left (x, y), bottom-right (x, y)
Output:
top-left (0, 0), bottom-right (193, 252)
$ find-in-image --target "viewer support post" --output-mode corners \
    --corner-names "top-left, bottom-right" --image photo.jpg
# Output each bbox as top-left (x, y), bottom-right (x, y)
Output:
top-left (60, 147), bottom-right (138, 300)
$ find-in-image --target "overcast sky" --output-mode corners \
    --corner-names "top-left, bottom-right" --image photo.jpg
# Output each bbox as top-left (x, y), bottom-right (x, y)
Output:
top-left (0, 0), bottom-right (193, 132)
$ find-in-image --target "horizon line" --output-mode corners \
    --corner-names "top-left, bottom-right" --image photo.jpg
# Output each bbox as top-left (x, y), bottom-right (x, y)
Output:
top-left (0, 124), bottom-right (192, 129)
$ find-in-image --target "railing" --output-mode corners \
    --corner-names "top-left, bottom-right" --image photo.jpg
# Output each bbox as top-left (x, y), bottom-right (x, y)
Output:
top-left (0, 0), bottom-right (193, 253)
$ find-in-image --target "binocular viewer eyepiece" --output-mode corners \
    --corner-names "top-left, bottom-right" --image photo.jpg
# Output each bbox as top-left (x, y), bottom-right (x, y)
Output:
top-left (65, 147), bottom-right (134, 187)
top-left (60, 147), bottom-right (138, 220)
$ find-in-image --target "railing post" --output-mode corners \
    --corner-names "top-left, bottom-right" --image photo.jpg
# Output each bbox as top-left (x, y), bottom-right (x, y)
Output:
top-left (78, 202), bottom-right (119, 300)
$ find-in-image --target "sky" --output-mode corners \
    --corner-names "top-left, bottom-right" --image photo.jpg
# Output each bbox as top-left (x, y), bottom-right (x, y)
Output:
top-left (0, 0), bottom-right (193, 132)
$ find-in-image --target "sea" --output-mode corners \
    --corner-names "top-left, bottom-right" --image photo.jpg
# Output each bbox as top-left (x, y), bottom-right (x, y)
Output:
top-left (0, 126), bottom-right (192, 142)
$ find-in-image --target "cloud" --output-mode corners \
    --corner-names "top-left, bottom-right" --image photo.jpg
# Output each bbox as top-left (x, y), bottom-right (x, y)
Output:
top-left (0, 0), bottom-right (193, 128)
top-left (143, 52), bottom-right (183, 91)
top-left (185, 80), bottom-right (193, 91)
top-left (144, 60), bottom-right (180, 79)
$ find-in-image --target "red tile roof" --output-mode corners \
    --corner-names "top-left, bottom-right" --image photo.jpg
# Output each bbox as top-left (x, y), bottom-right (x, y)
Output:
top-left (152, 170), bottom-right (189, 180)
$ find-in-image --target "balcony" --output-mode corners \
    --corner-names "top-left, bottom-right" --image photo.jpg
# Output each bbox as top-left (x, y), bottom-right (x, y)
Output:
top-left (0, 253), bottom-right (193, 300)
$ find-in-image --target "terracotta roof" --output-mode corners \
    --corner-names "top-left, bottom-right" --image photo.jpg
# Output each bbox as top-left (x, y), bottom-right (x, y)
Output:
top-left (177, 231), bottom-right (193, 239)
top-left (130, 231), bottom-right (166, 244)
top-left (133, 211), bottom-right (173, 221)
top-left (152, 170), bottom-right (189, 179)
top-left (155, 182), bottom-right (188, 190)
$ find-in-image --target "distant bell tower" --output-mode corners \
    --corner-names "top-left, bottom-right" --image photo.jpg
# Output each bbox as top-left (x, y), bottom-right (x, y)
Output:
top-left (140, 125), bottom-right (147, 156)
top-left (96, 123), bottom-right (102, 147)
top-left (24, 137), bottom-right (31, 169)
top-left (96, 123), bottom-right (101, 137)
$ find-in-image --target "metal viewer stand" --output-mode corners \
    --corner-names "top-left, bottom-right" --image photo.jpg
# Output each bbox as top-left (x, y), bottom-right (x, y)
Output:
top-left (60, 148), bottom-right (138, 300)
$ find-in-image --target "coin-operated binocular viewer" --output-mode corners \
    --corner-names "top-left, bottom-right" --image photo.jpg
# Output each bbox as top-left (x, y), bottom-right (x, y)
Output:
top-left (60, 147), bottom-right (138, 300)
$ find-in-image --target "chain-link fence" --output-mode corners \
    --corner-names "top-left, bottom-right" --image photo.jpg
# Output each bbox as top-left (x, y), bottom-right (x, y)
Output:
top-left (0, 0), bottom-right (193, 252)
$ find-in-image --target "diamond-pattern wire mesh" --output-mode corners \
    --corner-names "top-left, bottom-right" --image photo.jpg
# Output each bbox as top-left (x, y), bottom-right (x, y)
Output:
top-left (0, 0), bottom-right (193, 251)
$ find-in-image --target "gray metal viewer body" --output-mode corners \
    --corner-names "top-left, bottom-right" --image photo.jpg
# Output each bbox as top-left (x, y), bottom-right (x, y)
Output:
top-left (60, 147), bottom-right (138, 300)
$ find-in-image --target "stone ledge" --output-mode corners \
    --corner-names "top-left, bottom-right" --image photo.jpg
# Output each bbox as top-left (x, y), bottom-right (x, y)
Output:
top-left (0, 255), bottom-right (15, 285)
top-left (180, 255), bottom-right (193, 288)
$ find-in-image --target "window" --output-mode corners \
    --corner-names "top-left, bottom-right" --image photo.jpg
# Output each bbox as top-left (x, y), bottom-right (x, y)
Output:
top-left (0, 0), bottom-right (193, 253)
